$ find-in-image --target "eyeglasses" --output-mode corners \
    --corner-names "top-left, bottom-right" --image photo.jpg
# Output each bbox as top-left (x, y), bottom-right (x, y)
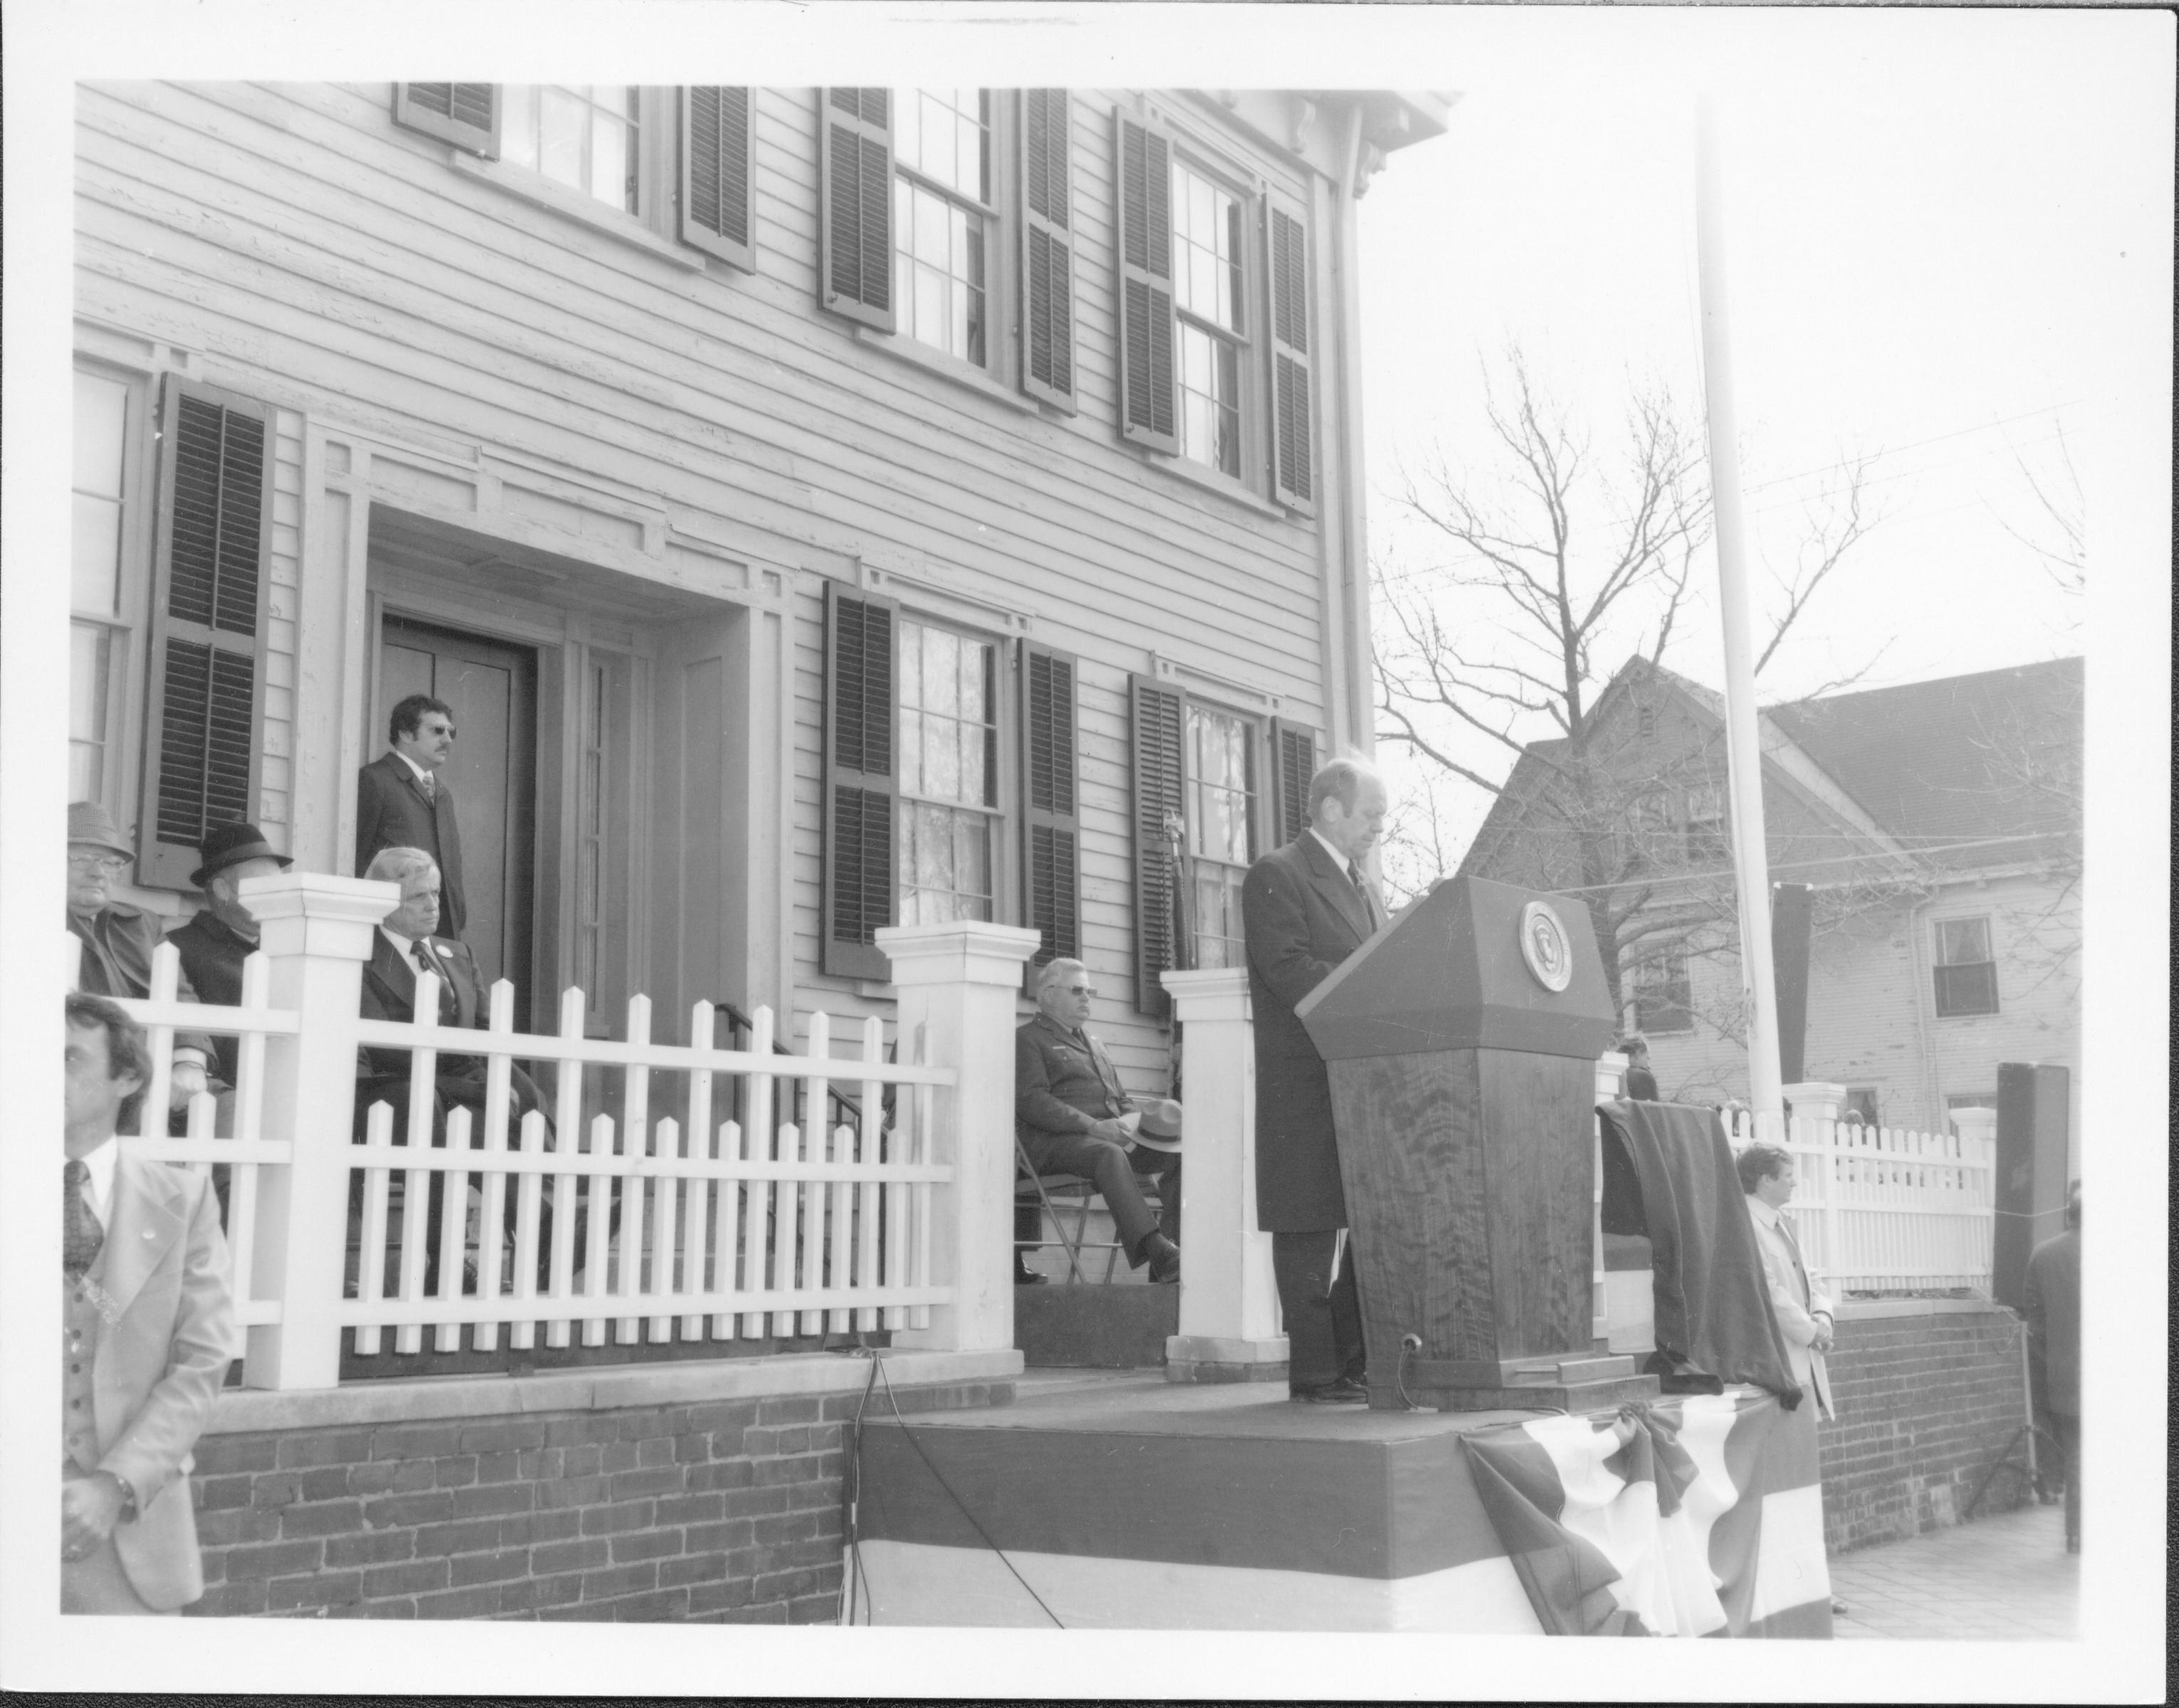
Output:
top-left (67, 851), bottom-right (129, 875)
top-left (1064, 984), bottom-right (1097, 997)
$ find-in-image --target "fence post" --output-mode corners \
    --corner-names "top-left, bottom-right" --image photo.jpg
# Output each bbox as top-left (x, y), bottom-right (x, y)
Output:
top-left (1782, 1080), bottom-right (1845, 1282)
top-left (878, 922), bottom-right (1040, 1354)
top-left (1950, 1104), bottom-right (1999, 1285)
top-left (1592, 1051), bottom-right (1628, 1348)
top-left (1161, 969), bottom-right (1286, 1381)
top-left (237, 872), bottom-right (398, 1389)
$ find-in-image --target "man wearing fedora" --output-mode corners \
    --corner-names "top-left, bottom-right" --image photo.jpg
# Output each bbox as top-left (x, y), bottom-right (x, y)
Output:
top-left (65, 801), bottom-right (214, 1117)
top-left (167, 821), bottom-right (293, 1092)
top-left (1014, 957), bottom-right (1182, 1282)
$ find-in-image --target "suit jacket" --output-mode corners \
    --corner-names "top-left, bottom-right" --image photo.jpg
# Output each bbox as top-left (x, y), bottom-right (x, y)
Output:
top-left (357, 930), bottom-right (545, 1125)
top-left (1016, 1013), bottom-right (1135, 1150)
top-left (68, 1148), bottom-right (236, 1610)
top-left (355, 751), bottom-right (466, 939)
top-left (1747, 1197), bottom-right (1834, 1418)
top-left (164, 910), bottom-right (256, 1087)
top-left (2024, 1225), bottom-right (2080, 1418)
top-left (69, 905), bottom-right (218, 1069)
top-left (1240, 833), bottom-right (1381, 1233)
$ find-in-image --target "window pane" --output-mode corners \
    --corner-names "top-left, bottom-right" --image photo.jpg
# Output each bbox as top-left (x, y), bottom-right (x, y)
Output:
top-left (500, 85), bottom-right (538, 168)
top-left (898, 619), bottom-right (997, 815)
top-left (1177, 323), bottom-right (1241, 477)
top-left (540, 87), bottom-right (586, 189)
top-left (70, 621), bottom-right (110, 801)
top-left (74, 371), bottom-right (127, 497)
top-left (591, 108), bottom-right (629, 211)
top-left (73, 492), bottom-right (122, 617)
top-left (898, 89), bottom-right (987, 199)
top-left (899, 801), bottom-right (993, 924)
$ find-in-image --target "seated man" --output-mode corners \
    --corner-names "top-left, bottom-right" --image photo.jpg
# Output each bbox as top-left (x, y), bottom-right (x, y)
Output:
top-left (166, 821), bottom-right (291, 1093)
top-left (357, 847), bottom-right (551, 1292)
top-left (65, 801), bottom-right (215, 1123)
top-left (1014, 958), bottom-right (1180, 1282)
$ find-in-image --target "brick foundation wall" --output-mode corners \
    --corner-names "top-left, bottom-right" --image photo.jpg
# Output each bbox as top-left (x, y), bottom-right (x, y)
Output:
top-left (1817, 1303), bottom-right (2031, 1554)
top-left (184, 1374), bottom-right (1011, 1622)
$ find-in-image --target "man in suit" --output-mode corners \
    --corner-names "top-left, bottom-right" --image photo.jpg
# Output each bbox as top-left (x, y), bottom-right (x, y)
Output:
top-left (357, 846), bottom-right (550, 1292)
top-left (355, 692), bottom-right (467, 942)
top-left (62, 993), bottom-right (236, 1614)
top-left (1621, 1035), bottom-right (1660, 1101)
top-left (65, 801), bottom-right (214, 1119)
top-left (2025, 1181), bottom-right (2081, 1553)
top-left (1015, 958), bottom-right (1182, 1282)
top-left (1241, 757), bottom-right (1389, 1403)
top-left (1738, 1142), bottom-right (1835, 1419)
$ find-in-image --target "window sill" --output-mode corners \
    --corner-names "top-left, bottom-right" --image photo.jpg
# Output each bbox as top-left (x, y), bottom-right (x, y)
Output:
top-left (849, 326), bottom-right (1043, 417)
top-left (1137, 447), bottom-right (1288, 522)
top-left (448, 152), bottom-right (705, 274)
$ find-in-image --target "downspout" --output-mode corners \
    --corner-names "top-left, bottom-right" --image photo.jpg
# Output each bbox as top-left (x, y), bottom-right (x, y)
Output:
top-left (1323, 100), bottom-right (1373, 758)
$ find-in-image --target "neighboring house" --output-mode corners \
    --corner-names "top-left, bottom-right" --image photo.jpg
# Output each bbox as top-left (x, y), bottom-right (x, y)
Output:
top-left (70, 83), bottom-right (1447, 1085)
top-left (1460, 655), bottom-right (2082, 1139)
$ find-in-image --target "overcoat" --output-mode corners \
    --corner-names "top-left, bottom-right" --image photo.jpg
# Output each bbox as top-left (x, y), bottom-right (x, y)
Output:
top-left (355, 752), bottom-right (467, 939)
top-left (1240, 833), bottom-right (1380, 1233)
top-left (65, 1150), bottom-right (236, 1610)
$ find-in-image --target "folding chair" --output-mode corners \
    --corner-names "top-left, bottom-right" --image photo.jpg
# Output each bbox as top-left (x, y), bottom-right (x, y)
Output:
top-left (1014, 1139), bottom-right (1165, 1284)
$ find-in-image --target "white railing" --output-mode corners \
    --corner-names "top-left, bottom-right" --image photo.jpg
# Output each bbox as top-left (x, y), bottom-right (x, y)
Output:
top-left (76, 875), bottom-right (1036, 1389)
top-left (1723, 1086), bottom-right (1996, 1293)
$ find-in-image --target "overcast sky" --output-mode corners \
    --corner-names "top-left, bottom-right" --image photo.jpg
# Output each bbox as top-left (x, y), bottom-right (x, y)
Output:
top-left (1354, 8), bottom-right (2163, 858)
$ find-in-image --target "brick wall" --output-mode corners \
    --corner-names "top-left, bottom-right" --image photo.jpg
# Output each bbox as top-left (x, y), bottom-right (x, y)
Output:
top-left (185, 1376), bottom-right (1009, 1621)
top-left (1817, 1304), bottom-right (2031, 1554)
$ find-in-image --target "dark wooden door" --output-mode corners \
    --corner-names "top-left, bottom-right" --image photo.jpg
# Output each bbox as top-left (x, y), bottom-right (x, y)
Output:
top-left (378, 616), bottom-right (537, 1009)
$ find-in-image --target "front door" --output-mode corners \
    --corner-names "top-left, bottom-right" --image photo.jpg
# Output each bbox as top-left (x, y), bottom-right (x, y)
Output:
top-left (377, 616), bottom-right (538, 1008)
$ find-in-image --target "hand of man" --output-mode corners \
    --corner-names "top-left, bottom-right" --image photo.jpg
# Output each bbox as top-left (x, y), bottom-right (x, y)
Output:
top-left (1812, 1313), bottom-right (1835, 1354)
top-left (61, 1472), bottom-right (126, 1561)
top-left (1086, 1117), bottom-right (1133, 1145)
top-left (169, 1060), bottom-right (209, 1109)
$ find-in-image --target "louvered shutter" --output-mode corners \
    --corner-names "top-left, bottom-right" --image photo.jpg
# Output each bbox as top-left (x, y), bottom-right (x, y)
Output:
top-left (681, 87), bottom-right (755, 270)
top-left (1266, 200), bottom-right (1316, 512)
top-left (1113, 112), bottom-right (1177, 454)
top-left (1019, 90), bottom-right (1076, 411)
top-left (393, 83), bottom-right (500, 158)
top-left (1021, 643), bottom-right (1082, 968)
top-left (824, 581), bottom-right (898, 980)
top-left (818, 88), bottom-right (895, 330)
top-left (1269, 717), bottom-right (1318, 848)
top-left (1128, 675), bottom-right (1186, 1018)
top-left (138, 379), bottom-right (273, 888)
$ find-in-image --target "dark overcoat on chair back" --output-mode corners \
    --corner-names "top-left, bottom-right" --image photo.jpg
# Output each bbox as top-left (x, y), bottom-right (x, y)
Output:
top-left (1241, 832), bottom-right (1380, 1233)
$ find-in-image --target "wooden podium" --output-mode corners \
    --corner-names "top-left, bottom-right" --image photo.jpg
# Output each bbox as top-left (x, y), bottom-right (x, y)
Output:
top-left (1296, 876), bottom-right (1660, 1412)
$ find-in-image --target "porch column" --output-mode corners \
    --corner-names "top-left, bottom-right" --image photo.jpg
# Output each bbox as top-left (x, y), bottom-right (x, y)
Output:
top-left (1162, 968), bottom-right (1287, 1382)
top-left (238, 873), bottom-right (399, 1389)
top-left (1593, 1050), bottom-right (1628, 1347)
top-left (1783, 1080), bottom-right (1847, 1281)
top-left (878, 922), bottom-right (1040, 1356)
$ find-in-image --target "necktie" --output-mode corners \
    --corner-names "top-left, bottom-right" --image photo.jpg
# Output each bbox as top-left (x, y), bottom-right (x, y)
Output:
top-left (63, 1159), bottom-right (105, 1278)
top-left (1348, 864), bottom-right (1377, 928)
top-left (417, 771), bottom-right (436, 803)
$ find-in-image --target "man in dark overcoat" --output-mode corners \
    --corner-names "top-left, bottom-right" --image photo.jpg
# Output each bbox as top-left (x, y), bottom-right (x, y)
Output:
top-left (1240, 757), bottom-right (1389, 1403)
top-left (166, 821), bottom-right (292, 1090)
top-left (2025, 1181), bottom-right (2081, 1553)
top-left (355, 692), bottom-right (468, 941)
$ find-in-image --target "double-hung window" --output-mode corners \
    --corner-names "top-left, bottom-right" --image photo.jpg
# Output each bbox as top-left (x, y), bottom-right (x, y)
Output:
top-left (1932, 916), bottom-right (2000, 1017)
top-left (893, 90), bottom-right (992, 367)
top-left (68, 363), bottom-right (275, 885)
top-left (393, 84), bottom-right (757, 269)
top-left (1115, 107), bottom-right (1316, 511)
top-left (819, 88), bottom-right (1077, 409)
top-left (1632, 953), bottom-right (1694, 1035)
top-left (1127, 673), bottom-right (1317, 1016)
top-left (822, 584), bottom-right (1083, 979)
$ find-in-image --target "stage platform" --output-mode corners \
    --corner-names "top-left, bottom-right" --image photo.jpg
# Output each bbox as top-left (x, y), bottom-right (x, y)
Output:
top-left (854, 1369), bottom-right (1832, 1635)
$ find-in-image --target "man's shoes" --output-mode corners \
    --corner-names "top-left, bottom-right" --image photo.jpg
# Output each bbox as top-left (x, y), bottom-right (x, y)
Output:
top-left (1014, 1263), bottom-right (1049, 1286)
top-left (1290, 1375), bottom-right (1370, 1405)
top-left (1145, 1235), bottom-right (1181, 1285)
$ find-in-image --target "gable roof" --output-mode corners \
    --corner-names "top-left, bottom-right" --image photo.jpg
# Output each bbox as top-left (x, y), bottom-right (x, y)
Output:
top-left (1766, 657), bottom-right (2082, 869)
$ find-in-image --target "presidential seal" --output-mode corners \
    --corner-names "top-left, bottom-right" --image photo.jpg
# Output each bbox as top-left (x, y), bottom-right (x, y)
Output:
top-left (1518, 899), bottom-right (1573, 993)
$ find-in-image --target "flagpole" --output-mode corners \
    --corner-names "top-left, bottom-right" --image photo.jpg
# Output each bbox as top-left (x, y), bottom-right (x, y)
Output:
top-left (1694, 95), bottom-right (1786, 1144)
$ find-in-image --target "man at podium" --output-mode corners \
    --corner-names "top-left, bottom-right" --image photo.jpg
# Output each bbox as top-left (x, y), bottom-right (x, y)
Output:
top-left (1241, 757), bottom-right (1389, 1403)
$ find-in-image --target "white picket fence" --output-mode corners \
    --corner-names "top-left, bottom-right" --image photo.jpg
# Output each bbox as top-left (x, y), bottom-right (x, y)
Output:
top-left (75, 877), bottom-right (1013, 1389)
top-left (1723, 1100), bottom-right (1997, 1293)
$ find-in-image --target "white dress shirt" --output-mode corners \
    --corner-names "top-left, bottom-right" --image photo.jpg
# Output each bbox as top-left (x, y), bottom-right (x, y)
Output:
top-left (390, 747), bottom-right (434, 786)
top-left (76, 1136), bottom-right (118, 1228)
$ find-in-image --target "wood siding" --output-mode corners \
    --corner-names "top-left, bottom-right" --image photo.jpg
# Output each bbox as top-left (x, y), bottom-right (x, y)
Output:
top-left (74, 82), bottom-right (1348, 1086)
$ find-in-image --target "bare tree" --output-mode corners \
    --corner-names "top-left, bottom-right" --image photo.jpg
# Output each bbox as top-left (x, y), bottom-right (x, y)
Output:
top-left (1374, 347), bottom-right (1877, 1014)
top-left (1994, 424), bottom-right (2086, 599)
